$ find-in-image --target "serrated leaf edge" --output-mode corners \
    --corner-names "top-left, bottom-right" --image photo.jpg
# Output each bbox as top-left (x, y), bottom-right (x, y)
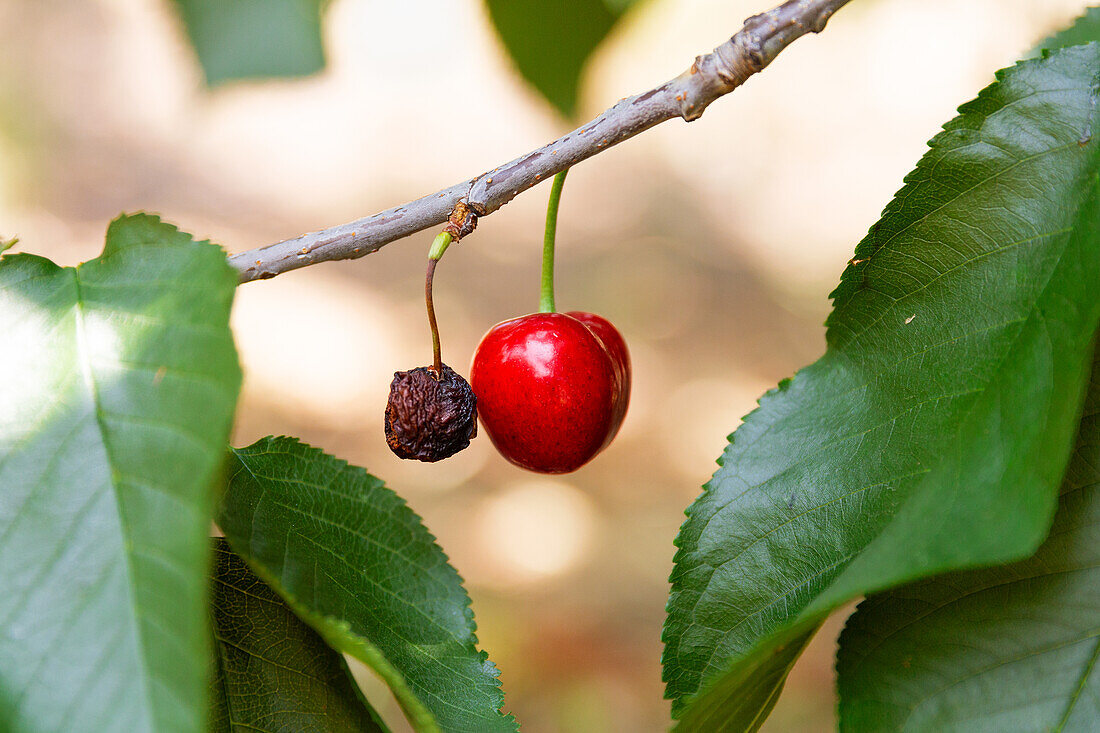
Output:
top-left (661, 44), bottom-right (1100, 718)
top-left (222, 435), bottom-right (515, 733)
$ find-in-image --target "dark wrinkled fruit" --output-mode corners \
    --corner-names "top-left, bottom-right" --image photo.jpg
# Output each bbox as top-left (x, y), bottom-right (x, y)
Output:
top-left (385, 363), bottom-right (477, 462)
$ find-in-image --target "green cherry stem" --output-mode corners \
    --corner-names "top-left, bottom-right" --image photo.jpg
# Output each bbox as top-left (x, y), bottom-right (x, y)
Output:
top-left (539, 169), bottom-right (569, 313)
top-left (426, 231), bottom-right (453, 376)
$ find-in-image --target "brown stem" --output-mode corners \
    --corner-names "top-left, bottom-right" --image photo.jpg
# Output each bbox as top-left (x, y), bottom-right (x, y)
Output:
top-left (425, 258), bottom-right (442, 376)
top-left (231, 0), bottom-right (852, 283)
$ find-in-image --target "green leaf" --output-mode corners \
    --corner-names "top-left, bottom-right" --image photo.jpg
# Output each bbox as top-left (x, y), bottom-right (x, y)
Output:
top-left (668, 622), bottom-right (819, 731)
top-left (484, 0), bottom-right (640, 117)
top-left (217, 436), bottom-right (516, 733)
top-left (209, 538), bottom-right (388, 733)
top-left (0, 214), bottom-right (241, 732)
top-left (836, 346), bottom-right (1100, 731)
top-left (171, 0), bottom-right (327, 85)
top-left (662, 45), bottom-right (1100, 729)
top-left (1033, 7), bottom-right (1100, 56)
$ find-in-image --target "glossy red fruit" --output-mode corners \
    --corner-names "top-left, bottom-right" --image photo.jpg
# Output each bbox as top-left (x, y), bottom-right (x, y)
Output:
top-left (565, 311), bottom-right (631, 446)
top-left (471, 311), bottom-right (630, 473)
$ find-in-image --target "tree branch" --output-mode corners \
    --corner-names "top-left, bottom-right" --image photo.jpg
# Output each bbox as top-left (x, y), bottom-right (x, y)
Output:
top-left (231, 0), bottom-right (852, 283)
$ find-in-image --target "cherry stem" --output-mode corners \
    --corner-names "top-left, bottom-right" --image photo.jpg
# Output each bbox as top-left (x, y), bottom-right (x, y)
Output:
top-left (426, 231), bottom-right (452, 376)
top-left (539, 169), bottom-right (569, 313)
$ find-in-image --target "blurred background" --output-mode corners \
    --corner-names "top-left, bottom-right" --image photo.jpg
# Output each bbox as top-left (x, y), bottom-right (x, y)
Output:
top-left (0, 0), bottom-right (1090, 729)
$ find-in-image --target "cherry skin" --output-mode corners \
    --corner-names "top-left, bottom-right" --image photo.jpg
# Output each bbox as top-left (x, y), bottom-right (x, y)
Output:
top-left (565, 311), bottom-right (631, 446)
top-left (470, 311), bottom-right (629, 473)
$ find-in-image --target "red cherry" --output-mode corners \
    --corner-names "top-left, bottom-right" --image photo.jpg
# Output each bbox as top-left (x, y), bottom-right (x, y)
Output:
top-left (470, 311), bottom-right (629, 473)
top-left (565, 311), bottom-right (631, 445)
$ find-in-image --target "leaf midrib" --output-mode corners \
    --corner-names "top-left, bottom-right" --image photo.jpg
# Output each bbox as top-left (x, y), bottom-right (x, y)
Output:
top-left (228, 447), bottom-right (512, 719)
top-left (804, 182), bottom-right (1093, 630)
top-left (1055, 634), bottom-right (1100, 732)
top-left (675, 81), bottom-right (1100, 712)
top-left (71, 267), bottom-right (156, 732)
top-left (226, 457), bottom-right (475, 649)
top-left (845, 471), bottom-right (1100, 673)
top-left (225, 451), bottom-right (446, 733)
top-left (830, 158), bottom-right (1100, 595)
top-left (899, 629), bottom-right (1100, 730)
top-left (211, 574), bottom-right (344, 684)
top-left (211, 605), bottom-right (237, 733)
top-left (225, 442), bottom-right (520, 733)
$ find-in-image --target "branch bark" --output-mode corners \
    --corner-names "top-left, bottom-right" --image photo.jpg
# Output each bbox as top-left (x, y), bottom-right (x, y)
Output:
top-left (231, 0), bottom-right (852, 284)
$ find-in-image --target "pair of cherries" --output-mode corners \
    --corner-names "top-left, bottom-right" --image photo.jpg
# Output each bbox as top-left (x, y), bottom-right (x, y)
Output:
top-left (384, 170), bottom-right (629, 474)
top-left (471, 310), bottom-right (630, 473)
